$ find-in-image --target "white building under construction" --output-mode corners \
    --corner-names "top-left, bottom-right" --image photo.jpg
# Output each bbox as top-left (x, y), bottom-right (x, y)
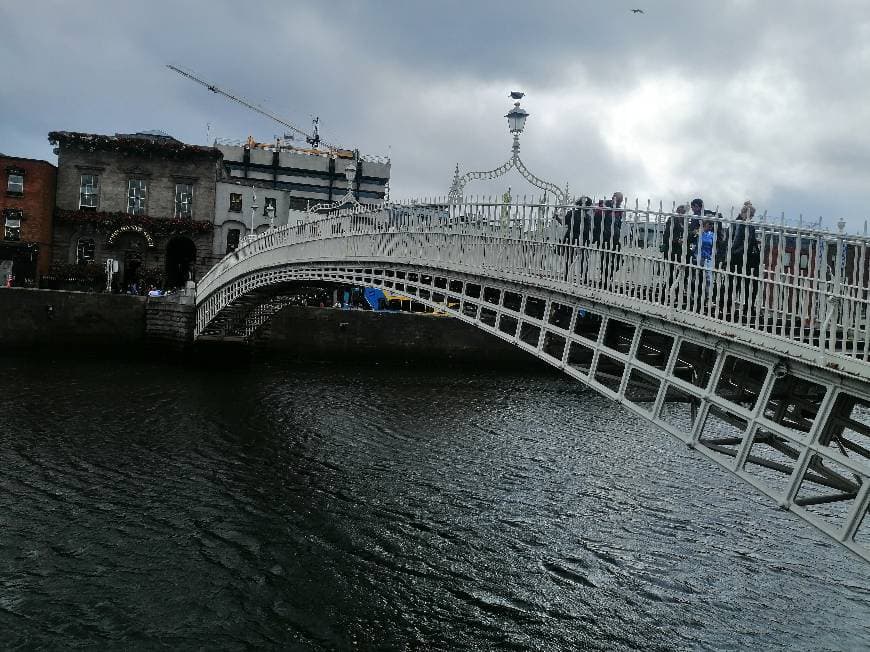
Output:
top-left (212, 138), bottom-right (391, 258)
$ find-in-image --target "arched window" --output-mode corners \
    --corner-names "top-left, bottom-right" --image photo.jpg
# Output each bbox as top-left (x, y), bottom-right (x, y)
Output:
top-left (76, 238), bottom-right (95, 264)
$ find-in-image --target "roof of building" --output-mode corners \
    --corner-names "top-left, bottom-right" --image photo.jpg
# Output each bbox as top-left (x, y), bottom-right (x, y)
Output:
top-left (128, 129), bottom-right (176, 139)
top-left (0, 154), bottom-right (57, 168)
top-left (48, 131), bottom-right (221, 160)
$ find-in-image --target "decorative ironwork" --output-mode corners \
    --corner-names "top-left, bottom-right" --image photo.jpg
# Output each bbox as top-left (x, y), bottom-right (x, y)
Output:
top-left (106, 224), bottom-right (155, 248)
top-left (307, 158), bottom-right (363, 214)
top-left (448, 95), bottom-right (568, 206)
top-left (55, 208), bottom-right (212, 236)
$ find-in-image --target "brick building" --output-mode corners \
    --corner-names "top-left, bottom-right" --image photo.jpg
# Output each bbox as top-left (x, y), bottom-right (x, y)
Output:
top-left (0, 155), bottom-right (57, 285)
top-left (48, 130), bottom-right (221, 291)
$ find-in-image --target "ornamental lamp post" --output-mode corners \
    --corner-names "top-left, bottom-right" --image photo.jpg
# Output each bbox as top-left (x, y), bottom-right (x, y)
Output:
top-left (506, 102), bottom-right (528, 135)
top-left (344, 162), bottom-right (357, 199)
top-left (447, 92), bottom-right (567, 207)
top-left (505, 96), bottom-right (529, 153)
top-left (250, 187), bottom-right (258, 235)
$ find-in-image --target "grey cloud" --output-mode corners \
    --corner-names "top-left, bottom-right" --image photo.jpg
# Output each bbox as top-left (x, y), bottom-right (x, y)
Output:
top-left (1, 0), bottom-right (869, 228)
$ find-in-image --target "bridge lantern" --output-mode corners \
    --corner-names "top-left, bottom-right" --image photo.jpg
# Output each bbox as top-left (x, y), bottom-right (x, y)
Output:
top-left (344, 162), bottom-right (356, 187)
top-left (505, 101), bottom-right (529, 135)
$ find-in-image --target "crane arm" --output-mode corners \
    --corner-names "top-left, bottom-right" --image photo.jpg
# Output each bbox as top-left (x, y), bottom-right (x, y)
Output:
top-left (167, 64), bottom-right (328, 148)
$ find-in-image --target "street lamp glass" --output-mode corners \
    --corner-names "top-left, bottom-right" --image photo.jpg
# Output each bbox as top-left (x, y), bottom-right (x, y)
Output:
top-left (505, 104), bottom-right (529, 134)
top-left (344, 163), bottom-right (356, 185)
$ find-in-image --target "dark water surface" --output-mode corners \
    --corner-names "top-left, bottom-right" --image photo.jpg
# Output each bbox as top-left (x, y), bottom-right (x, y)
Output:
top-left (1, 353), bottom-right (868, 650)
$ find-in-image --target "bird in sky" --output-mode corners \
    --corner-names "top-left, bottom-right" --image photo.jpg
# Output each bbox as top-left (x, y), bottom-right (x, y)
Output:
top-left (509, 91), bottom-right (525, 100)
top-left (631, 8), bottom-right (644, 13)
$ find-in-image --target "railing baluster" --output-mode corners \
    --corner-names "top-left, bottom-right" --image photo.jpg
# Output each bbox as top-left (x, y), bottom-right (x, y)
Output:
top-left (195, 196), bottom-right (870, 373)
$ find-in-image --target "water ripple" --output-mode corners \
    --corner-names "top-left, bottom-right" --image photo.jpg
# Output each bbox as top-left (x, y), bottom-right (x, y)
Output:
top-left (0, 353), bottom-right (868, 650)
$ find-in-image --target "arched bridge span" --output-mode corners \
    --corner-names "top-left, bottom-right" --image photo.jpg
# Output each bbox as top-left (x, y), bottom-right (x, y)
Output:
top-left (195, 200), bottom-right (870, 562)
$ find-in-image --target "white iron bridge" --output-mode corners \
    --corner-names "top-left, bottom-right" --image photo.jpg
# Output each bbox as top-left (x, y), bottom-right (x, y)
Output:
top-left (195, 197), bottom-right (870, 563)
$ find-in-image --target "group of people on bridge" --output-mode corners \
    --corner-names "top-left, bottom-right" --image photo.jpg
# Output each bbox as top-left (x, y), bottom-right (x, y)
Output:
top-left (561, 193), bottom-right (761, 317)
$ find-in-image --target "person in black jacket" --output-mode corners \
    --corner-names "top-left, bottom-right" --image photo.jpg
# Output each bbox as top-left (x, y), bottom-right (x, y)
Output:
top-left (724, 200), bottom-right (761, 318)
top-left (562, 196), bottom-right (592, 281)
top-left (563, 196), bottom-right (591, 245)
top-left (662, 205), bottom-right (686, 258)
top-left (594, 192), bottom-right (624, 283)
top-left (605, 192), bottom-right (624, 249)
top-left (662, 204), bottom-right (688, 295)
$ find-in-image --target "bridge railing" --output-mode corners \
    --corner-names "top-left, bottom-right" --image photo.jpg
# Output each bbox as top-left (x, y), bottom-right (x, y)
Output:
top-left (197, 197), bottom-right (870, 366)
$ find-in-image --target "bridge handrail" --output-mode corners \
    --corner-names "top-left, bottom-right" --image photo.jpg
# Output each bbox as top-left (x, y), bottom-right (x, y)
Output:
top-left (197, 197), bottom-right (870, 368)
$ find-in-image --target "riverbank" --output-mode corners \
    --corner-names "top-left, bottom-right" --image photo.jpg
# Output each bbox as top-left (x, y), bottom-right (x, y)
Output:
top-left (0, 288), bottom-right (545, 367)
top-left (0, 287), bottom-right (146, 349)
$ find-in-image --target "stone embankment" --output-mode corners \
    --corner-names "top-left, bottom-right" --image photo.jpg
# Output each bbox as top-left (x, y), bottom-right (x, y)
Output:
top-left (144, 294), bottom-right (195, 349)
top-left (0, 289), bottom-right (543, 367)
top-left (0, 287), bottom-right (146, 349)
top-left (253, 305), bottom-right (535, 365)
top-left (0, 288), bottom-right (195, 351)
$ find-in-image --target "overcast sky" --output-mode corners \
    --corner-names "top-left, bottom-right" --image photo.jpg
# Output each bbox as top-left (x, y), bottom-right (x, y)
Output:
top-left (1, 1), bottom-right (869, 229)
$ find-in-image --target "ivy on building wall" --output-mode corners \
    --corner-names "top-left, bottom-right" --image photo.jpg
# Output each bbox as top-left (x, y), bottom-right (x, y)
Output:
top-left (55, 209), bottom-right (213, 237)
top-left (41, 262), bottom-right (107, 291)
top-left (48, 131), bottom-right (221, 161)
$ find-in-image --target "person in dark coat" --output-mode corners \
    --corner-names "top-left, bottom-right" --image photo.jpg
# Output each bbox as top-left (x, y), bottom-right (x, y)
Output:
top-left (593, 192), bottom-right (624, 283)
top-left (724, 200), bottom-right (761, 317)
top-left (562, 196), bottom-right (592, 281)
top-left (686, 198), bottom-right (705, 262)
top-left (662, 204), bottom-right (688, 295)
top-left (563, 197), bottom-right (591, 246)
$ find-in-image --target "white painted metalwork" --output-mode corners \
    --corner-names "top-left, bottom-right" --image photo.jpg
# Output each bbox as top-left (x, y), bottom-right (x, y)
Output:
top-left (195, 196), bottom-right (870, 563)
top-left (448, 95), bottom-right (568, 206)
top-left (307, 159), bottom-right (361, 213)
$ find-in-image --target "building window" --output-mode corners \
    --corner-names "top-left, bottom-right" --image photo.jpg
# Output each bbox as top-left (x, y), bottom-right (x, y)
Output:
top-left (6, 172), bottom-right (24, 194)
top-left (263, 197), bottom-right (277, 217)
top-left (4, 209), bottom-right (22, 241)
top-left (127, 179), bottom-right (148, 215)
top-left (229, 193), bottom-right (242, 213)
top-left (288, 197), bottom-right (309, 211)
top-left (226, 229), bottom-right (240, 253)
top-left (76, 238), bottom-right (95, 264)
top-left (175, 183), bottom-right (193, 218)
top-left (79, 174), bottom-right (99, 210)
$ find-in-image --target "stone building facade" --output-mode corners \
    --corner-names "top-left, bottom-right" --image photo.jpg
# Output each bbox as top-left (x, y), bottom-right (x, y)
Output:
top-left (0, 155), bottom-right (56, 285)
top-left (49, 131), bottom-right (221, 291)
top-left (212, 141), bottom-right (390, 257)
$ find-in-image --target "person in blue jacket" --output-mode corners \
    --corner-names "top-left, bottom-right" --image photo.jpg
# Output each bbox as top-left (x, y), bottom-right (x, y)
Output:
top-left (698, 220), bottom-right (716, 300)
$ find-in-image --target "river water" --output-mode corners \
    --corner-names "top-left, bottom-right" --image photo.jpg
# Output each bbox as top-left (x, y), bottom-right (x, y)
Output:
top-left (1, 352), bottom-right (868, 650)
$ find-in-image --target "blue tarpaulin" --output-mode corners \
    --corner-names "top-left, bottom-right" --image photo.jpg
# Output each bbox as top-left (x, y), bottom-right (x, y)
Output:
top-left (364, 287), bottom-right (387, 311)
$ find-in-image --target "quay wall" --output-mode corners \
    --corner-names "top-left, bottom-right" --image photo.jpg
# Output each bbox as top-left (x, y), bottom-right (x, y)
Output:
top-left (0, 289), bottom-right (541, 366)
top-left (0, 288), bottom-right (146, 348)
top-left (252, 305), bottom-right (538, 365)
top-left (145, 296), bottom-right (196, 350)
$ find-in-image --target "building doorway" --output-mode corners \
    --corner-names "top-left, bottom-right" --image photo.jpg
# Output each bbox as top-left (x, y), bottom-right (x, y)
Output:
top-left (111, 232), bottom-right (150, 291)
top-left (0, 242), bottom-right (38, 287)
top-left (123, 250), bottom-right (143, 289)
top-left (165, 237), bottom-right (196, 289)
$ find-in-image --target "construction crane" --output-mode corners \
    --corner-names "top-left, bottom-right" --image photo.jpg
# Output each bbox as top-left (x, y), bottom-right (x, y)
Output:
top-left (167, 64), bottom-right (329, 150)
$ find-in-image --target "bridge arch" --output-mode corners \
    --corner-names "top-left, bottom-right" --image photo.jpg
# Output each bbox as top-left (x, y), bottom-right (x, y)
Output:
top-left (194, 202), bottom-right (870, 562)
